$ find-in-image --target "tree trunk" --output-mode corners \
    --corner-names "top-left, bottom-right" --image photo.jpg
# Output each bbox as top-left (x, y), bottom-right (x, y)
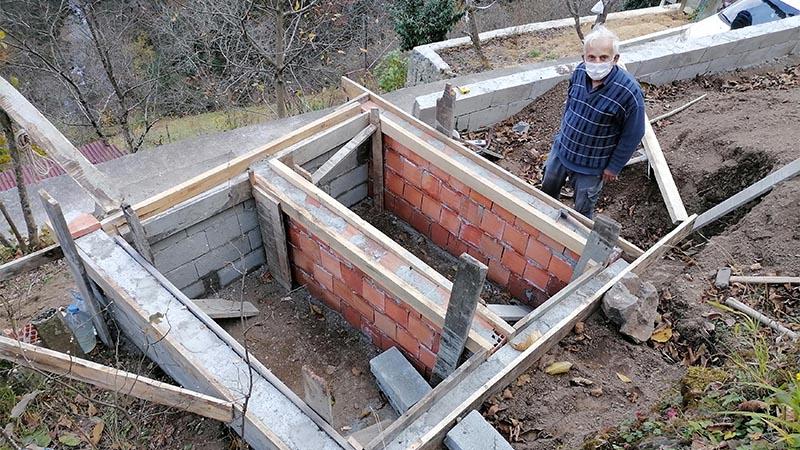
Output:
top-left (594, 0), bottom-right (618, 26)
top-left (566, 0), bottom-right (585, 42)
top-left (274, 2), bottom-right (288, 118)
top-left (465, 4), bottom-right (490, 69)
top-left (0, 111), bottom-right (39, 252)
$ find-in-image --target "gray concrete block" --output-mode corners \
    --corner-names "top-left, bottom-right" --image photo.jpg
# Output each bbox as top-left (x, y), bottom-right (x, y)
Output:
top-left (247, 227), bottom-right (262, 251)
top-left (150, 229), bottom-right (187, 254)
top-left (181, 280), bottom-right (206, 299)
top-left (675, 61), bottom-right (711, 81)
top-left (190, 207), bottom-right (242, 250)
top-left (489, 84), bottom-right (534, 107)
top-left (336, 182), bottom-right (369, 208)
top-left (328, 164), bottom-right (369, 199)
top-left (455, 114), bottom-right (470, 132)
top-left (506, 99), bottom-right (533, 118)
top-left (633, 52), bottom-right (674, 78)
top-left (640, 67), bottom-right (680, 86)
top-left (738, 41), bottom-right (796, 67)
top-left (731, 33), bottom-right (773, 55)
top-left (164, 261), bottom-right (200, 290)
top-left (370, 347), bottom-right (432, 415)
top-left (194, 235), bottom-right (252, 276)
top-left (217, 248), bottom-right (267, 286)
top-left (667, 46), bottom-right (707, 69)
top-left (700, 39), bottom-right (740, 63)
top-left (238, 208), bottom-right (259, 234)
top-left (468, 105), bottom-right (511, 131)
top-left (153, 231), bottom-right (210, 273)
top-left (705, 57), bottom-right (740, 75)
top-left (444, 410), bottom-right (513, 450)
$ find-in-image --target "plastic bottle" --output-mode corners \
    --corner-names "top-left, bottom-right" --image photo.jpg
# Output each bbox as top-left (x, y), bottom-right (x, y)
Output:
top-left (64, 296), bottom-right (97, 354)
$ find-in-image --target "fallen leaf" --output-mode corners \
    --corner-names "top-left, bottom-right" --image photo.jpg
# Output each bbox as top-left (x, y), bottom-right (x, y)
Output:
top-left (650, 327), bottom-right (673, 343)
top-left (589, 387), bottom-right (603, 397)
top-left (10, 390), bottom-right (40, 419)
top-left (148, 312), bottom-right (164, 324)
top-left (351, 367), bottom-right (362, 376)
top-left (487, 404), bottom-right (501, 416)
top-left (502, 388), bottom-right (513, 400)
top-left (310, 304), bottom-right (323, 316)
top-left (58, 433), bottom-right (82, 447)
top-left (750, 262), bottom-right (762, 271)
top-left (359, 408), bottom-right (371, 419)
top-left (616, 372), bottom-right (632, 383)
top-left (738, 400), bottom-right (768, 412)
top-left (87, 403), bottom-right (97, 417)
top-left (515, 374), bottom-right (531, 386)
top-left (90, 419), bottom-right (104, 445)
top-left (511, 330), bottom-right (542, 351)
top-left (573, 321), bottom-right (585, 335)
top-left (544, 361), bottom-right (572, 375)
top-left (570, 377), bottom-right (593, 387)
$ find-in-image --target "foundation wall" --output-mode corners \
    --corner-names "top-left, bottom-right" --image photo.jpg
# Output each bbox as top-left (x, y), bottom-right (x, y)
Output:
top-left (412, 15), bottom-right (800, 131)
top-left (285, 218), bottom-right (441, 374)
top-left (299, 142), bottom-right (370, 208)
top-left (382, 136), bottom-right (576, 306)
top-left (142, 176), bottom-right (266, 298)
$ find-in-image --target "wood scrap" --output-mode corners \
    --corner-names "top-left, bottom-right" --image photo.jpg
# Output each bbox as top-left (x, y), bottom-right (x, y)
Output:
top-left (649, 94), bottom-right (707, 124)
top-left (191, 299), bottom-right (259, 319)
top-left (723, 297), bottom-right (798, 341)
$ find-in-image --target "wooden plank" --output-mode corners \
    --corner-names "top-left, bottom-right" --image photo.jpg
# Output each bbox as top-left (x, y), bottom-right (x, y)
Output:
top-left (250, 175), bottom-right (292, 291)
top-left (264, 161), bottom-right (513, 339)
top-left (278, 112), bottom-right (370, 166)
top-left (407, 216), bottom-right (697, 449)
top-left (617, 62), bottom-right (688, 224)
top-left (302, 365), bottom-right (334, 424)
top-left (485, 304), bottom-right (533, 322)
top-left (109, 236), bottom-right (351, 449)
top-left (191, 299), bottom-right (259, 319)
top-left (0, 243), bottom-right (63, 282)
top-left (380, 117), bottom-right (586, 254)
top-left (694, 158), bottom-right (800, 231)
top-left (341, 77), bottom-right (644, 260)
top-left (121, 203), bottom-right (154, 264)
top-left (78, 237), bottom-right (293, 450)
top-left (253, 169), bottom-right (495, 353)
top-left (312, 124), bottom-right (376, 185)
top-left (100, 101), bottom-right (362, 233)
top-left (431, 254), bottom-right (486, 386)
top-left (369, 108), bottom-right (384, 211)
top-left (729, 275), bottom-right (800, 285)
top-left (0, 76), bottom-right (120, 212)
top-left (0, 335), bottom-right (235, 423)
top-left (39, 190), bottom-right (112, 346)
top-left (295, 164), bottom-right (314, 182)
top-left (434, 83), bottom-right (455, 136)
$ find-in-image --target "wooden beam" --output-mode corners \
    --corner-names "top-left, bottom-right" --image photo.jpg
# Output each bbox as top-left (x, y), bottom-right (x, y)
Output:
top-left (100, 101), bottom-right (362, 233)
top-left (0, 335), bottom-right (235, 423)
top-left (39, 190), bottom-right (112, 346)
top-left (434, 83), bottom-right (455, 136)
top-left (341, 77), bottom-right (644, 260)
top-left (431, 254), bottom-right (486, 386)
top-left (264, 160), bottom-right (513, 339)
top-left (121, 203), bottom-right (153, 264)
top-left (369, 108), bottom-right (384, 211)
top-left (0, 76), bottom-right (120, 212)
top-left (253, 167), bottom-right (497, 353)
top-left (311, 124), bottom-right (376, 185)
top-left (191, 299), bottom-right (259, 319)
top-left (249, 175), bottom-right (292, 291)
top-left (694, 158), bottom-right (800, 231)
top-left (0, 243), bottom-right (62, 282)
top-left (277, 112), bottom-right (370, 167)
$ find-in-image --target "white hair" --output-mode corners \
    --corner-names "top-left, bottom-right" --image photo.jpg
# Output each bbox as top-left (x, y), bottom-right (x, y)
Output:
top-left (583, 25), bottom-right (620, 55)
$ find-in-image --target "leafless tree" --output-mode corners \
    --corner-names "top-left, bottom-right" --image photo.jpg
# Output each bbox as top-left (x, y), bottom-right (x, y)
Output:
top-left (0, 110), bottom-right (40, 252)
top-left (565, 0), bottom-right (585, 42)
top-left (594, 0), bottom-right (619, 26)
top-left (459, 0), bottom-right (492, 70)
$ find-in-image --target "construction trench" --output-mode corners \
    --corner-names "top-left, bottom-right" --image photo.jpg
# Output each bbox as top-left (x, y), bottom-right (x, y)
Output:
top-left (0, 14), bottom-right (798, 450)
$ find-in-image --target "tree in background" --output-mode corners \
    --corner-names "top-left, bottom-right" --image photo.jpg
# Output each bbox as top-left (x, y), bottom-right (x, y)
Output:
top-left (458, 0), bottom-right (492, 69)
top-left (0, 110), bottom-right (40, 253)
top-left (391, 0), bottom-right (464, 51)
top-left (594, 0), bottom-right (620, 25)
top-left (566, 0), bottom-right (586, 42)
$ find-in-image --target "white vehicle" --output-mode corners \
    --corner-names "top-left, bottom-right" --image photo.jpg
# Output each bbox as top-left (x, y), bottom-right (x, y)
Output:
top-left (684, 0), bottom-right (800, 39)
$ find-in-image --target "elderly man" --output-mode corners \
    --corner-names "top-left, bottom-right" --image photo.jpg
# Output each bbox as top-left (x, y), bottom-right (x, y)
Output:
top-left (541, 25), bottom-right (645, 218)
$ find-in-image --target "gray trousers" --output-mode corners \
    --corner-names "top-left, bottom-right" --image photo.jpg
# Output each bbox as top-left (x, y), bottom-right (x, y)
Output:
top-left (541, 152), bottom-right (604, 219)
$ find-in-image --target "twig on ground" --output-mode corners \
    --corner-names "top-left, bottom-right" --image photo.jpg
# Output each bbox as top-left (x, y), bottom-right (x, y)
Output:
top-left (650, 94), bottom-right (708, 124)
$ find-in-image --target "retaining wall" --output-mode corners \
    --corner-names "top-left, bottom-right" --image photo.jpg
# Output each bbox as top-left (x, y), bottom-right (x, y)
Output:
top-left (382, 135), bottom-right (576, 306)
top-left (142, 175), bottom-right (266, 298)
top-left (407, 5), bottom-right (680, 86)
top-left (300, 141), bottom-right (370, 208)
top-left (413, 15), bottom-right (800, 131)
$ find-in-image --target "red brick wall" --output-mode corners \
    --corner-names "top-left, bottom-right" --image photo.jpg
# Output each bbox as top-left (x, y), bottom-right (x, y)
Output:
top-left (286, 218), bottom-right (441, 374)
top-left (382, 136), bottom-right (578, 306)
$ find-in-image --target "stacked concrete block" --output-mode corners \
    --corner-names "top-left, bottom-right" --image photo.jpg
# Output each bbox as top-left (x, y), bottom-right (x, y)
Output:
top-left (444, 410), bottom-right (513, 450)
top-left (383, 136), bottom-right (577, 307)
top-left (143, 177), bottom-right (266, 298)
top-left (301, 141), bottom-right (371, 208)
top-left (369, 347), bottom-right (432, 414)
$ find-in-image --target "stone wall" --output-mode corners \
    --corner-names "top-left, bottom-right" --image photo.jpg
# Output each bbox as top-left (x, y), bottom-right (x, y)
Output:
top-left (413, 16), bottom-right (800, 131)
top-left (382, 136), bottom-right (576, 306)
top-left (142, 175), bottom-right (265, 298)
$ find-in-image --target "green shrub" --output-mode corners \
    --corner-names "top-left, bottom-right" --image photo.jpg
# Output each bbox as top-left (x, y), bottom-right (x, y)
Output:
top-left (623, 0), bottom-right (661, 10)
top-left (374, 51), bottom-right (408, 93)
top-left (390, 0), bottom-right (464, 51)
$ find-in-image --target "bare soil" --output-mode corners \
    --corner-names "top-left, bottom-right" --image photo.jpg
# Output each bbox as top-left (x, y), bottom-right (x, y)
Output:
top-left (465, 57), bottom-right (800, 448)
top-left (440, 12), bottom-right (689, 77)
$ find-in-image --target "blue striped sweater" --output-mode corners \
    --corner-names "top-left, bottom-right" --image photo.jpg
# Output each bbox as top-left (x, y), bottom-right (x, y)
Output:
top-left (552, 63), bottom-right (645, 176)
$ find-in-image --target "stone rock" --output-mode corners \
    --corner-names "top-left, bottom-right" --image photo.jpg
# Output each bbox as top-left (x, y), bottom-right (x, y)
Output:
top-left (512, 121), bottom-right (530, 134)
top-left (601, 272), bottom-right (659, 343)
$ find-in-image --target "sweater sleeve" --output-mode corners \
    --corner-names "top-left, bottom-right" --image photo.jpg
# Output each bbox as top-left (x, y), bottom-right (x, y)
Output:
top-left (606, 91), bottom-right (646, 175)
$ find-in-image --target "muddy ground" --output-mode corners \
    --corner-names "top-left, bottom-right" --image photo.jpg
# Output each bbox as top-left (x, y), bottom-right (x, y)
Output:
top-left (463, 57), bottom-right (800, 448)
top-left (440, 12), bottom-right (688, 77)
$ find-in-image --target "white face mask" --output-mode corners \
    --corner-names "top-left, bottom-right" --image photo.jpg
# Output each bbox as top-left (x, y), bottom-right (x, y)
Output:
top-left (585, 61), bottom-right (614, 81)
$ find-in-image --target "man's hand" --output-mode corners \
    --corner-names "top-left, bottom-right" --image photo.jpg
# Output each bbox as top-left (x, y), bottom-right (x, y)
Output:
top-left (602, 169), bottom-right (618, 183)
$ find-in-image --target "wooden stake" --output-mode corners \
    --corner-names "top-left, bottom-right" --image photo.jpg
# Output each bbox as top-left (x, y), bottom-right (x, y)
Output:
top-left (431, 254), bottom-right (487, 386)
top-left (251, 183), bottom-right (292, 291)
top-left (369, 108), bottom-right (384, 211)
top-left (0, 335), bottom-right (235, 422)
top-left (121, 203), bottom-right (153, 264)
top-left (302, 365), bottom-right (334, 424)
top-left (435, 83), bottom-right (455, 136)
top-left (38, 190), bottom-right (112, 346)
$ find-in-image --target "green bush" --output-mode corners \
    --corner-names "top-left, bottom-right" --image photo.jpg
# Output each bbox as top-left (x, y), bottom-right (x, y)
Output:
top-left (374, 51), bottom-right (408, 93)
top-left (390, 0), bottom-right (464, 51)
top-left (623, 0), bottom-right (661, 10)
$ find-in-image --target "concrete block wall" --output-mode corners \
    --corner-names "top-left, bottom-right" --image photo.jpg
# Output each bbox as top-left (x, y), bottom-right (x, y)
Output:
top-left (300, 142), bottom-right (370, 208)
top-left (142, 176), bottom-right (265, 298)
top-left (382, 136), bottom-right (576, 306)
top-left (286, 218), bottom-right (442, 374)
top-left (413, 15), bottom-right (800, 131)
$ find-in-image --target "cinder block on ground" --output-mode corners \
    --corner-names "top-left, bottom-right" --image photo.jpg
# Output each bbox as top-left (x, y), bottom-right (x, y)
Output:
top-left (444, 410), bottom-right (513, 450)
top-left (370, 347), bottom-right (432, 414)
